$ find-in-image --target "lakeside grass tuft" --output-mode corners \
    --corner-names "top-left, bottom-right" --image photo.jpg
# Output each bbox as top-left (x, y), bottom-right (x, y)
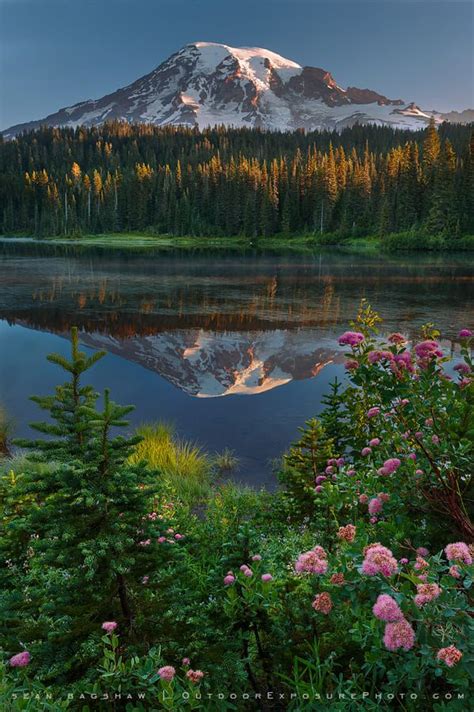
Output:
top-left (128, 422), bottom-right (213, 504)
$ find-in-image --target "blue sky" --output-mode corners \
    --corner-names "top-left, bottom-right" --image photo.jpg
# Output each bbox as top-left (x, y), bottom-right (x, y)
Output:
top-left (0, 0), bottom-right (472, 129)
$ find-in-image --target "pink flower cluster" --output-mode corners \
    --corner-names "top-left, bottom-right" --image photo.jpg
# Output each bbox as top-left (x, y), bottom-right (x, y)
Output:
top-left (414, 583), bottom-right (441, 607)
top-left (330, 572), bottom-right (345, 585)
top-left (388, 333), bottom-right (407, 345)
top-left (158, 665), bottom-right (176, 681)
top-left (9, 651), bottom-right (30, 667)
top-left (368, 497), bottom-right (383, 516)
top-left (378, 458), bottom-right (401, 476)
top-left (295, 546), bottom-right (328, 575)
top-left (437, 645), bottom-right (463, 667)
top-left (368, 351), bottom-right (393, 365)
top-left (338, 331), bottom-right (364, 347)
top-left (414, 340), bottom-right (443, 367)
top-left (383, 618), bottom-right (415, 651)
top-left (312, 592), bottom-right (333, 614)
top-left (361, 543), bottom-right (398, 577)
top-left (102, 621), bottom-right (117, 633)
top-left (186, 669), bottom-right (205, 684)
top-left (372, 594), bottom-right (403, 622)
top-left (337, 524), bottom-right (356, 543)
top-left (445, 542), bottom-right (472, 565)
top-left (366, 406), bottom-right (381, 418)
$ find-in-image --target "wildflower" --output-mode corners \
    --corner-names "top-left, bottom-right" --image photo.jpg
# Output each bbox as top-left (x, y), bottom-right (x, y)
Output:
top-left (437, 645), bottom-right (463, 667)
top-left (388, 332), bottom-right (407, 344)
top-left (336, 457), bottom-right (345, 466)
top-left (361, 447), bottom-right (372, 456)
top-left (345, 359), bottom-right (359, 371)
top-left (416, 547), bottom-right (429, 557)
top-left (449, 565), bottom-right (461, 579)
top-left (102, 621), bottom-right (117, 633)
top-left (391, 352), bottom-right (414, 376)
top-left (295, 546), bottom-right (328, 575)
top-left (382, 458), bottom-right (401, 474)
top-left (454, 363), bottom-right (471, 375)
top-left (369, 438), bottom-right (381, 447)
top-left (359, 494), bottom-right (368, 504)
top-left (368, 350), bottom-right (393, 364)
top-left (414, 556), bottom-right (429, 571)
top-left (174, 533), bottom-right (184, 540)
top-left (431, 434), bottom-right (439, 445)
top-left (186, 669), bottom-right (204, 683)
top-left (361, 543), bottom-right (398, 577)
top-left (138, 539), bottom-right (151, 546)
top-left (243, 568), bottom-right (253, 577)
top-left (415, 340), bottom-right (443, 360)
top-left (445, 542), bottom-right (472, 565)
top-left (338, 331), bottom-right (364, 347)
top-left (157, 536), bottom-right (166, 543)
top-left (330, 573), bottom-right (345, 585)
top-left (315, 485), bottom-right (323, 493)
top-left (347, 468), bottom-right (356, 477)
top-left (378, 492), bottom-right (390, 502)
top-left (325, 466), bottom-right (334, 474)
top-left (383, 618), bottom-right (415, 651)
top-left (415, 469), bottom-right (423, 476)
top-left (142, 575), bottom-right (149, 584)
top-left (367, 407), bottom-right (380, 418)
top-left (158, 666), bottom-right (176, 682)
top-left (372, 594), bottom-right (403, 622)
top-left (182, 657), bottom-right (190, 666)
top-left (224, 574), bottom-right (235, 586)
top-left (315, 475), bottom-right (327, 484)
top-left (261, 573), bottom-right (273, 582)
top-left (368, 498), bottom-right (383, 515)
top-left (400, 558), bottom-right (409, 565)
top-left (251, 554), bottom-right (262, 561)
top-left (425, 417), bottom-right (434, 426)
top-left (414, 583), bottom-right (441, 607)
top-left (312, 592), bottom-right (333, 614)
top-left (9, 651), bottom-right (30, 667)
top-left (458, 329), bottom-right (472, 338)
top-left (407, 452), bottom-right (416, 461)
top-left (337, 524), bottom-right (356, 543)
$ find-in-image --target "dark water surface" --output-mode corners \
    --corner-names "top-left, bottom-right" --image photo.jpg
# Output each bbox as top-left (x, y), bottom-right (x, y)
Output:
top-left (1, 241), bottom-right (473, 486)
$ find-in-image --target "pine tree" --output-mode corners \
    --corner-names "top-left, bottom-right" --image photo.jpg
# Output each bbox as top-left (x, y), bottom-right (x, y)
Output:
top-left (2, 330), bottom-right (175, 676)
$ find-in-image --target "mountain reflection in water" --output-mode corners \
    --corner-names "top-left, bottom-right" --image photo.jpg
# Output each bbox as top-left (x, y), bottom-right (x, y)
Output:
top-left (1, 242), bottom-right (473, 484)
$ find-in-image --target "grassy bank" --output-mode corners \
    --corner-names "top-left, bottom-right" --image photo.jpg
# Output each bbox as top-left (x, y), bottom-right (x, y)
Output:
top-left (2, 231), bottom-right (474, 253)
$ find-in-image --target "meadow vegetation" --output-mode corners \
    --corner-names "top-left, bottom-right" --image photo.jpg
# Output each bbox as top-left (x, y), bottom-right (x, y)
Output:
top-left (0, 309), bottom-right (472, 711)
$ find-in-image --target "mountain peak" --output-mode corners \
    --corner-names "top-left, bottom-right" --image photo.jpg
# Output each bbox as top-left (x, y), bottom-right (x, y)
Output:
top-left (3, 41), bottom-right (453, 138)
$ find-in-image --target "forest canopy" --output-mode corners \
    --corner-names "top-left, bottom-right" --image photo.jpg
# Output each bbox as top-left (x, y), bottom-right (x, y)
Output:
top-left (0, 120), bottom-right (472, 240)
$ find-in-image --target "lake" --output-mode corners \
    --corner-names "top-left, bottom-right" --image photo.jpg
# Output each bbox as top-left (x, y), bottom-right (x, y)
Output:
top-left (0, 240), bottom-right (472, 486)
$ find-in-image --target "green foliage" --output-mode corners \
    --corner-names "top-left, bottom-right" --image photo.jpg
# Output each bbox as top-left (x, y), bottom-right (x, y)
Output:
top-left (129, 422), bottom-right (213, 504)
top-left (1, 314), bottom-right (473, 710)
top-left (1, 122), bottom-right (473, 240)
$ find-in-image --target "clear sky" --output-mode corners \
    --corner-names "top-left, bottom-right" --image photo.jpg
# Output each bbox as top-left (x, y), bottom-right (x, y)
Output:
top-left (0, 0), bottom-right (472, 130)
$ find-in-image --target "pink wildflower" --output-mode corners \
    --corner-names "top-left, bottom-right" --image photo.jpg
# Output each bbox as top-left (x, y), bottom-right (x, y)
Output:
top-left (369, 438), bottom-right (381, 447)
top-left (368, 498), bottom-right (383, 515)
top-left (9, 651), bottom-right (30, 667)
top-left (295, 546), bottom-right (328, 575)
top-left (361, 447), bottom-right (372, 456)
top-left (437, 645), bottom-right (463, 667)
top-left (378, 492), bottom-right (390, 502)
top-left (157, 536), bottom-right (166, 543)
top-left (458, 329), bottom-right (472, 338)
top-left (330, 573), bottom-right (345, 585)
top-left (382, 458), bottom-right (401, 474)
top-left (312, 592), bottom-right (333, 614)
top-left (345, 359), bottom-right (359, 371)
top-left (182, 657), bottom-right (190, 666)
top-left (372, 594), bottom-right (403, 622)
top-left (186, 669), bottom-right (204, 684)
top-left (361, 543), bottom-right (398, 577)
top-left (315, 475), bottom-right (327, 484)
top-left (454, 363), bottom-right (471, 375)
top-left (383, 618), bottom-right (415, 651)
top-left (336, 457), bottom-right (345, 466)
top-left (224, 574), bottom-right (235, 586)
top-left (158, 666), bottom-right (176, 682)
top-left (414, 556), bottom-right (429, 571)
top-left (431, 434), bottom-right (439, 445)
top-left (449, 565), bottom-right (461, 579)
top-left (102, 621), bottom-right (117, 633)
top-left (315, 485), bottom-right (323, 493)
top-left (337, 524), bottom-right (356, 543)
top-left (367, 406), bottom-right (381, 418)
top-left (262, 573), bottom-right (273, 582)
top-left (445, 542), bottom-right (472, 565)
top-left (416, 547), bottom-right (429, 557)
top-left (252, 554), bottom-right (262, 561)
top-left (388, 332), bottom-right (407, 344)
top-left (142, 575), bottom-right (149, 584)
top-left (359, 494), bottom-right (369, 504)
top-left (414, 583), bottom-right (441, 607)
top-left (338, 331), bottom-right (364, 347)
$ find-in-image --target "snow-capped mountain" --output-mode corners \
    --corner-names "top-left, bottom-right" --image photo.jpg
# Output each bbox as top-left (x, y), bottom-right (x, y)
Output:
top-left (78, 328), bottom-right (338, 398)
top-left (3, 41), bottom-right (464, 138)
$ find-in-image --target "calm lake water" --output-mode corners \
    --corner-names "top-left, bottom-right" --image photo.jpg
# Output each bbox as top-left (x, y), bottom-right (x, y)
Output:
top-left (1, 240), bottom-right (473, 486)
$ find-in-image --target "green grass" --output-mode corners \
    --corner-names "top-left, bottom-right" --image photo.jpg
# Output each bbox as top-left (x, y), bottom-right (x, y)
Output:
top-left (0, 406), bottom-right (13, 457)
top-left (212, 448), bottom-right (240, 473)
top-left (129, 422), bottom-right (213, 504)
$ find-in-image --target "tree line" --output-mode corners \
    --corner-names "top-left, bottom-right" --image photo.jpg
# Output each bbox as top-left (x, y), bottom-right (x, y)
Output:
top-left (0, 119), bottom-right (472, 238)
